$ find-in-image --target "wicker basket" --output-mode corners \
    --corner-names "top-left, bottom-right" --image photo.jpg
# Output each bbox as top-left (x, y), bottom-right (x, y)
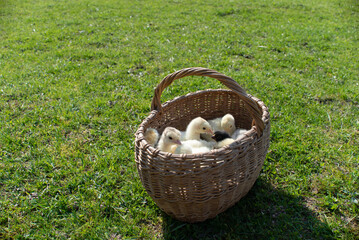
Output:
top-left (135, 67), bottom-right (270, 223)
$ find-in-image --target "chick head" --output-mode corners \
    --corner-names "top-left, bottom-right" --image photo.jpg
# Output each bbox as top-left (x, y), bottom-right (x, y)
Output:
top-left (162, 127), bottom-right (182, 145)
top-left (221, 114), bottom-right (235, 135)
top-left (192, 117), bottom-right (214, 135)
top-left (211, 131), bottom-right (231, 142)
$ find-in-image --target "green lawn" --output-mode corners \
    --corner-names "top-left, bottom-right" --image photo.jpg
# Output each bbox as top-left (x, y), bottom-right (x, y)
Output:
top-left (0, 0), bottom-right (358, 239)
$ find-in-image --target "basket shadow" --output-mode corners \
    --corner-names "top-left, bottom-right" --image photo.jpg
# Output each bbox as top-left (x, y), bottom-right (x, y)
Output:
top-left (161, 177), bottom-right (334, 240)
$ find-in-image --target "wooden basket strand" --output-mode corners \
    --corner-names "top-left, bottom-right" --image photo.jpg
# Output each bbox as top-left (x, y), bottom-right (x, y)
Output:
top-left (151, 67), bottom-right (265, 135)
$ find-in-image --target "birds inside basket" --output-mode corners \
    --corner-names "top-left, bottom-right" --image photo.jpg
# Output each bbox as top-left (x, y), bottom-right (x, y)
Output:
top-left (144, 114), bottom-right (248, 154)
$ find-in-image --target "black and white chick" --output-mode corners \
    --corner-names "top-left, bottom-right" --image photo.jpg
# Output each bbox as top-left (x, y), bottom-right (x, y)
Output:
top-left (211, 131), bottom-right (235, 149)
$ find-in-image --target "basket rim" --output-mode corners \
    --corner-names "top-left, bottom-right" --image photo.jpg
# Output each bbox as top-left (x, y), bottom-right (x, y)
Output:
top-left (135, 89), bottom-right (270, 160)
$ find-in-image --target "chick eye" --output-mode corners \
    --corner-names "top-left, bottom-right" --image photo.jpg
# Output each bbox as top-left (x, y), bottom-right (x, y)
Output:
top-left (203, 127), bottom-right (206, 130)
top-left (168, 136), bottom-right (173, 140)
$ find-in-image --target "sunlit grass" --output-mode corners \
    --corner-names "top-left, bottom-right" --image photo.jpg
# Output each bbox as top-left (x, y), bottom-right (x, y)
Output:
top-left (0, 0), bottom-right (358, 239)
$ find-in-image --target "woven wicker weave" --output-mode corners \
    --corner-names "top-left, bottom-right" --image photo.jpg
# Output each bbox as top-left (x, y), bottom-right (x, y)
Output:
top-left (135, 67), bottom-right (270, 223)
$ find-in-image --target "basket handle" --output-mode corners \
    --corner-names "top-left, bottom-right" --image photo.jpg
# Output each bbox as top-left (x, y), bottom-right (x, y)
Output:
top-left (151, 67), bottom-right (265, 136)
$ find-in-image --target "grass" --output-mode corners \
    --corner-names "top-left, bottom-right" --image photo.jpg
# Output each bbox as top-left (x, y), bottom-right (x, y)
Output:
top-left (0, 0), bottom-right (358, 239)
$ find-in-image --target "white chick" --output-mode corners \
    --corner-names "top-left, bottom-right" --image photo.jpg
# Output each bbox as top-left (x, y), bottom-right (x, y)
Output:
top-left (220, 114), bottom-right (236, 136)
top-left (181, 117), bottom-right (214, 141)
top-left (157, 127), bottom-right (182, 153)
top-left (174, 139), bottom-right (215, 154)
top-left (201, 114), bottom-right (236, 141)
top-left (144, 128), bottom-right (159, 147)
top-left (231, 128), bottom-right (248, 139)
top-left (211, 131), bottom-right (235, 149)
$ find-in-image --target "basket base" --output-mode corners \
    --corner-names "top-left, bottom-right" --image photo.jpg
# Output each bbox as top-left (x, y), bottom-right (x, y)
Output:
top-left (153, 174), bottom-right (260, 223)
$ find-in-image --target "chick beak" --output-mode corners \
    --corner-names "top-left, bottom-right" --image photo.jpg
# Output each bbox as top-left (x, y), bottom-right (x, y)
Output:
top-left (211, 134), bottom-right (216, 140)
top-left (207, 129), bottom-right (214, 135)
top-left (174, 140), bottom-right (182, 145)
